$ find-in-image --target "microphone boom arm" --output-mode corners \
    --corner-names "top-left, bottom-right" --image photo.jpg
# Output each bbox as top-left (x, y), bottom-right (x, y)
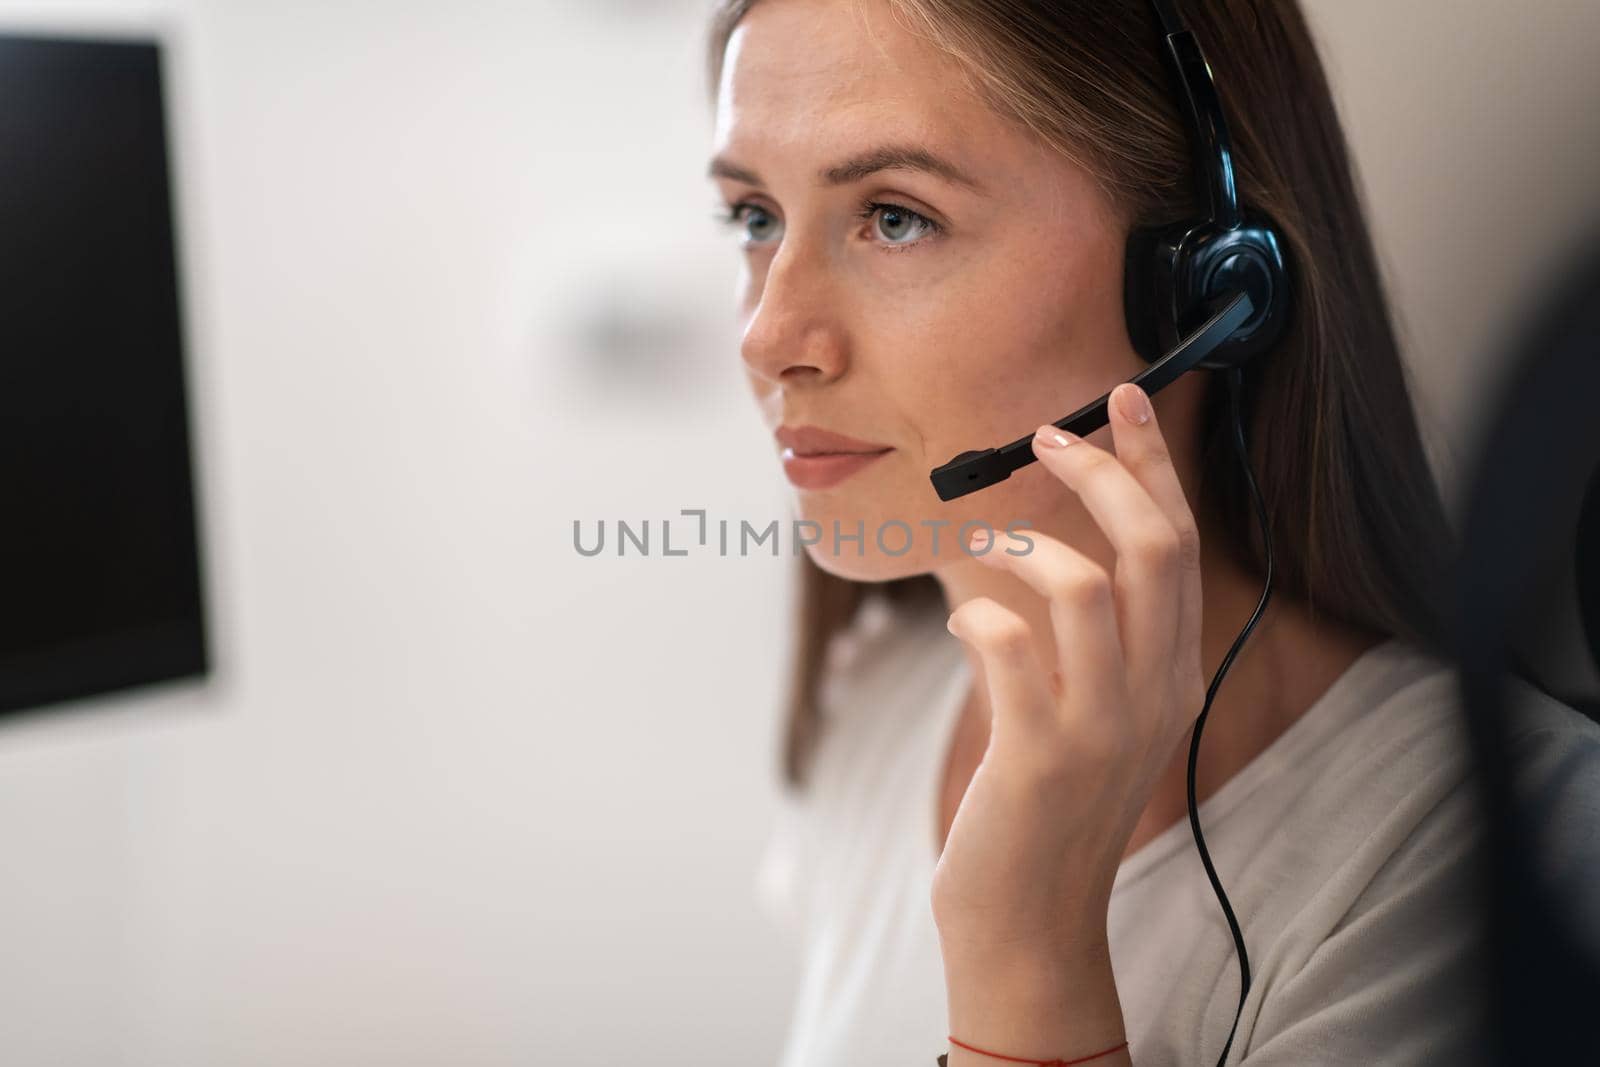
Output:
top-left (928, 290), bottom-right (1254, 502)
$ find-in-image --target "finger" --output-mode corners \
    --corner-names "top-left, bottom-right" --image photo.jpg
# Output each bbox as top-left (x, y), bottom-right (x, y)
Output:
top-left (945, 597), bottom-right (1057, 743)
top-left (1029, 423), bottom-right (1184, 682)
top-left (968, 527), bottom-right (1125, 720)
top-left (1107, 382), bottom-right (1204, 693)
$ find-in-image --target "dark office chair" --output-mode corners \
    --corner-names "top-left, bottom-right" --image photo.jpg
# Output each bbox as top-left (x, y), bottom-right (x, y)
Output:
top-left (1577, 468), bottom-right (1600, 712)
top-left (1453, 229), bottom-right (1600, 1063)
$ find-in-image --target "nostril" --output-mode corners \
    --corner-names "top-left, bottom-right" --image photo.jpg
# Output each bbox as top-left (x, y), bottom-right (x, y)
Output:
top-left (775, 362), bottom-right (835, 385)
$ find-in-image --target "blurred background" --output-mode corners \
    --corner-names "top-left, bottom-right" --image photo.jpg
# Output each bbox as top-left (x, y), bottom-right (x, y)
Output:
top-left (0, 1), bottom-right (1596, 1064)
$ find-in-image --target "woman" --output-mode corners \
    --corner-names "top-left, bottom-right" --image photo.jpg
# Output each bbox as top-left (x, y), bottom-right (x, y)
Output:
top-left (704, 1), bottom-right (1598, 1064)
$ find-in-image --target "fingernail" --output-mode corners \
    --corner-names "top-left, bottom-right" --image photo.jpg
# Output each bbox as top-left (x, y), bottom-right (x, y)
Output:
top-left (1034, 424), bottom-right (1078, 448)
top-left (1117, 384), bottom-right (1151, 425)
top-left (968, 528), bottom-right (991, 554)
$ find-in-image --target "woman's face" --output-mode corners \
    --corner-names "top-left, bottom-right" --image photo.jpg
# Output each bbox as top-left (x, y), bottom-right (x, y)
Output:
top-left (710, 0), bottom-right (1197, 581)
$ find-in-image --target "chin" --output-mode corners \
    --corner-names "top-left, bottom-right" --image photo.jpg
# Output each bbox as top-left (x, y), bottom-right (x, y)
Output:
top-left (788, 485), bottom-right (981, 580)
top-left (802, 542), bottom-right (935, 584)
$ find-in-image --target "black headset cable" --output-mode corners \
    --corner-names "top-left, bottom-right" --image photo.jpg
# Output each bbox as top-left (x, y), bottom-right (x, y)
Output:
top-left (1186, 365), bottom-right (1273, 1067)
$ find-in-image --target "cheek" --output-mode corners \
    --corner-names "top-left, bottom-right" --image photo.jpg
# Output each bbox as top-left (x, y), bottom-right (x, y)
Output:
top-left (904, 306), bottom-right (1121, 475)
top-left (908, 236), bottom-right (1134, 461)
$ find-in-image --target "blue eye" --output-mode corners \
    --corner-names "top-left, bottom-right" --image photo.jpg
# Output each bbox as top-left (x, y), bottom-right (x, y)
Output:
top-left (714, 202), bottom-right (783, 245)
top-left (856, 200), bottom-right (942, 249)
top-left (710, 198), bottom-right (944, 251)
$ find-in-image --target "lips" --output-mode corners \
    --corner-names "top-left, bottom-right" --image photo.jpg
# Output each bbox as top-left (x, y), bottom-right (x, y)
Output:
top-left (775, 425), bottom-right (892, 456)
top-left (775, 424), bottom-right (893, 490)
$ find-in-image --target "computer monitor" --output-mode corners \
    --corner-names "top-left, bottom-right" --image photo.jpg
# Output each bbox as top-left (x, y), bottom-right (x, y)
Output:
top-left (0, 33), bottom-right (208, 716)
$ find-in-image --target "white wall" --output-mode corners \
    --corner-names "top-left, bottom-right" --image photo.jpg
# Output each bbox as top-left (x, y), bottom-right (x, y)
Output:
top-left (0, 2), bottom-right (1595, 1064)
top-left (1302, 0), bottom-right (1600, 500)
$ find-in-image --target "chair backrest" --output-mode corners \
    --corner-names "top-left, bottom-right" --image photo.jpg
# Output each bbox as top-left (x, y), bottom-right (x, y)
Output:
top-left (1458, 231), bottom-right (1600, 723)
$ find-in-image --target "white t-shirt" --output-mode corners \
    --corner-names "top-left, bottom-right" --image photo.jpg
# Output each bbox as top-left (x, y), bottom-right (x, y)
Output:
top-left (754, 591), bottom-right (1600, 1066)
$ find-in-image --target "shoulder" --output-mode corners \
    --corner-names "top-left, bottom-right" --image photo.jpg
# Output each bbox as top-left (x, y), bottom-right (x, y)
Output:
top-left (1231, 642), bottom-right (1485, 968)
top-left (1242, 653), bottom-right (1600, 1063)
top-left (1282, 640), bottom-right (1477, 828)
top-left (1349, 652), bottom-right (1600, 862)
top-left (1296, 640), bottom-right (1599, 802)
top-left (1305, 642), bottom-right (1600, 879)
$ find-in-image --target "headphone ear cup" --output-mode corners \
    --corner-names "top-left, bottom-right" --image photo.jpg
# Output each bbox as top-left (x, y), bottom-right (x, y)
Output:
top-left (1123, 221), bottom-right (1189, 365)
top-left (1185, 220), bottom-right (1291, 370)
top-left (1125, 216), bottom-right (1292, 371)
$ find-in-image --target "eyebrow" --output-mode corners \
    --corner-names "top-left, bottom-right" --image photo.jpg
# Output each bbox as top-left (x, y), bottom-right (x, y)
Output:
top-left (707, 142), bottom-right (985, 194)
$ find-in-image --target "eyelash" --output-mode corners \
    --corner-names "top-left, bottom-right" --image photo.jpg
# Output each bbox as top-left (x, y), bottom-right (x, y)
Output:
top-left (712, 197), bottom-right (944, 252)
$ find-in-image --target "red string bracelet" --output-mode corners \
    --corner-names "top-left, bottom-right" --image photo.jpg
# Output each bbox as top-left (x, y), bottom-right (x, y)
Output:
top-left (935, 1035), bottom-right (1129, 1066)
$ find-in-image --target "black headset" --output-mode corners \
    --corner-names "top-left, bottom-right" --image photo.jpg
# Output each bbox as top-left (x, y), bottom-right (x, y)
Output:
top-left (928, 3), bottom-right (1284, 1065)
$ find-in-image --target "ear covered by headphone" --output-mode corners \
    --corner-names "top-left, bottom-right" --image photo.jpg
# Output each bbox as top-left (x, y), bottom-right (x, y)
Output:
top-left (1124, 0), bottom-right (1290, 371)
top-left (1124, 213), bottom-right (1290, 371)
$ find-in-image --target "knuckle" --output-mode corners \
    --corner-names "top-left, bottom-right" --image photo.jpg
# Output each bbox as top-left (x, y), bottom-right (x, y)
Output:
top-left (1131, 524), bottom-right (1181, 567)
top-left (1047, 564), bottom-right (1112, 607)
top-left (979, 615), bottom-right (1034, 660)
top-left (1173, 517), bottom-right (1202, 567)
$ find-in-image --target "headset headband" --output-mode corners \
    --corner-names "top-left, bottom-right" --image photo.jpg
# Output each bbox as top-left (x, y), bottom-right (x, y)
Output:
top-left (1149, 0), bottom-right (1241, 230)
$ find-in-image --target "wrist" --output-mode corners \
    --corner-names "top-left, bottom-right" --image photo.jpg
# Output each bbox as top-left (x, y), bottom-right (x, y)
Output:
top-left (942, 936), bottom-right (1126, 1065)
top-left (938, 913), bottom-right (1112, 987)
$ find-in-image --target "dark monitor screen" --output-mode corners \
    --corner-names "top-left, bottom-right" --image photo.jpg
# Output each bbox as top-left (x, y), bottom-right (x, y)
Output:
top-left (0, 34), bottom-right (208, 716)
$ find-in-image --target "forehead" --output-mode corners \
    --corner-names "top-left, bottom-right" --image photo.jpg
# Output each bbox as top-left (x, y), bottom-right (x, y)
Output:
top-left (712, 0), bottom-right (1001, 165)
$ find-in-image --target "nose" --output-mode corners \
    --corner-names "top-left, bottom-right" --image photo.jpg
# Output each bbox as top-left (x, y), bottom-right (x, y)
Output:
top-left (739, 240), bottom-right (848, 388)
